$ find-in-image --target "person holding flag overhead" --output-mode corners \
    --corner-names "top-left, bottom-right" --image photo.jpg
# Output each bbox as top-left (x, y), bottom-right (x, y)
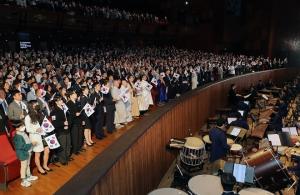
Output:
top-left (67, 89), bottom-right (84, 154)
top-left (80, 86), bottom-right (94, 146)
top-left (50, 95), bottom-right (71, 165)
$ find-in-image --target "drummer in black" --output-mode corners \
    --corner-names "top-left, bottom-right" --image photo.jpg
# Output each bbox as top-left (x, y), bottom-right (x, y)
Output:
top-left (66, 89), bottom-right (83, 155)
top-left (50, 95), bottom-right (71, 165)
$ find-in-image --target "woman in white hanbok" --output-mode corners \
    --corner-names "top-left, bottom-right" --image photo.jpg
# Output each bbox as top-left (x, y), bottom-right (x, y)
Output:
top-left (120, 80), bottom-right (132, 123)
top-left (128, 75), bottom-right (140, 117)
top-left (138, 75), bottom-right (153, 112)
top-left (111, 80), bottom-right (127, 128)
top-left (191, 69), bottom-right (198, 90)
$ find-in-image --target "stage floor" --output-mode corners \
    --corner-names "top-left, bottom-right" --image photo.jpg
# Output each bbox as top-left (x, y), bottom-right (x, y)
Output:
top-left (0, 119), bottom-right (139, 195)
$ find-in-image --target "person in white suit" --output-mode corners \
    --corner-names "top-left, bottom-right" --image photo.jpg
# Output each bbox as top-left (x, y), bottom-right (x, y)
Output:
top-left (120, 80), bottom-right (132, 123)
top-left (25, 100), bottom-right (46, 175)
top-left (138, 75), bottom-right (153, 114)
top-left (111, 79), bottom-right (127, 128)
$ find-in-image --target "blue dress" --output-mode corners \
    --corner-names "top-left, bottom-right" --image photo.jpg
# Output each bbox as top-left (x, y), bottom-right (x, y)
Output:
top-left (157, 79), bottom-right (167, 102)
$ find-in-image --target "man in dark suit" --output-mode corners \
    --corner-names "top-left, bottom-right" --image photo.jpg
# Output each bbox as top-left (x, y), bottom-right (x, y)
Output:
top-left (0, 88), bottom-right (9, 133)
top-left (90, 83), bottom-right (106, 139)
top-left (103, 81), bottom-right (116, 133)
top-left (209, 118), bottom-right (230, 174)
top-left (8, 89), bottom-right (27, 121)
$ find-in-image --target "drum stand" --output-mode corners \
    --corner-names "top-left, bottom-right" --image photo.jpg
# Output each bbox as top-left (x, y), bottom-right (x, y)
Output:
top-left (171, 156), bottom-right (203, 190)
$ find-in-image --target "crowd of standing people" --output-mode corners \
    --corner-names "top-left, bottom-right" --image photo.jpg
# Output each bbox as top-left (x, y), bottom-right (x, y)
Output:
top-left (0, 45), bottom-right (287, 187)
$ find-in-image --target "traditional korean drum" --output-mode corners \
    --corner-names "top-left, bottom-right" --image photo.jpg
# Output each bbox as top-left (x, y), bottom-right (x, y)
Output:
top-left (148, 188), bottom-right (187, 195)
top-left (188, 175), bottom-right (223, 195)
top-left (180, 137), bottom-right (205, 166)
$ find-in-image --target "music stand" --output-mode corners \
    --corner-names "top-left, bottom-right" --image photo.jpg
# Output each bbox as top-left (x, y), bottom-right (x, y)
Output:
top-left (223, 162), bottom-right (255, 185)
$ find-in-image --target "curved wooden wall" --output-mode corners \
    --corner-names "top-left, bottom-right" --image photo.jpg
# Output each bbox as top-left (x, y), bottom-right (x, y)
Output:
top-left (55, 68), bottom-right (299, 195)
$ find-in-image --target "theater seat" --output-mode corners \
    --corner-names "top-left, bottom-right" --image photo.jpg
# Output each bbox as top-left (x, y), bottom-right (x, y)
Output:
top-left (0, 133), bottom-right (20, 191)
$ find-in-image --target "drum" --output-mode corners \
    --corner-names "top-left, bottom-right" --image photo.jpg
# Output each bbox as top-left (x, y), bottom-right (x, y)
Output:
top-left (243, 148), bottom-right (274, 167)
top-left (180, 137), bottom-right (205, 166)
top-left (254, 159), bottom-right (293, 192)
top-left (148, 188), bottom-right (188, 195)
top-left (230, 144), bottom-right (243, 155)
top-left (203, 135), bottom-right (211, 144)
top-left (244, 148), bottom-right (293, 192)
top-left (188, 175), bottom-right (223, 195)
top-left (239, 188), bottom-right (273, 195)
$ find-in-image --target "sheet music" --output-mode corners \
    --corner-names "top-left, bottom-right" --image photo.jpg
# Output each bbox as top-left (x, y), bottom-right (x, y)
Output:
top-left (282, 127), bottom-right (298, 136)
top-left (231, 127), bottom-right (241, 137)
top-left (282, 127), bottom-right (290, 133)
top-left (262, 94), bottom-right (269, 100)
top-left (228, 117), bottom-right (237, 124)
top-left (267, 134), bottom-right (281, 146)
top-left (233, 164), bottom-right (246, 183)
top-left (224, 162), bottom-right (254, 184)
top-left (289, 127), bottom-right (298, 136)
top-left (243, 101), bottom-right (249, 105)
top-left (238, 110), bottom-right (244, 116)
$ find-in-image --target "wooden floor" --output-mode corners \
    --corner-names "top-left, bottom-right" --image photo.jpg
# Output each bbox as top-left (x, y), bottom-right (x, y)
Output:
top-left (0, 118), bottom-right (140, 195)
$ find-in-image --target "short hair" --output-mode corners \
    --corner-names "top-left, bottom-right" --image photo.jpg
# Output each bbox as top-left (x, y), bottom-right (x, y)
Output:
top-left (67, 89), bottom-right (77, 98)
top-left (216, 118), bottom-right (225, 127)
top-left (221, 173), bottom-right (236, 191)
top-left (11, 120), bottom-right (24, 128)
top-left (13, 79), bottom-right (21, 86)
top-left (11, 89), bottom-right (21, 97)
top-left (93, 82), bottom-right (100, 88)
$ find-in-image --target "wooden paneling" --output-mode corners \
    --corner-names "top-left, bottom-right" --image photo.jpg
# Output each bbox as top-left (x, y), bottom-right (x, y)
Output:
top-left (56, 68), bottom-right (299, 195)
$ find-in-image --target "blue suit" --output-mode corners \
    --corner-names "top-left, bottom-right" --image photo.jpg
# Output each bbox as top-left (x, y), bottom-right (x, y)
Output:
top-left (209, 127), bottom-right (230, 162)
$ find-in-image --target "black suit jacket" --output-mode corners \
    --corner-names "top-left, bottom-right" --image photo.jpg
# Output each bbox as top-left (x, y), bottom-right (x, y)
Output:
top-left (103, 93), bottom-right (115, 112)
top-left (0, 108), bottom-right (7, 133)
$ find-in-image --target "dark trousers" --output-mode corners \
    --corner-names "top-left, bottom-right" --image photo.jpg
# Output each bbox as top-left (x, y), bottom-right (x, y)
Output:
top-left (57, 133), bottom-right (71, 163)
top-left (106, 110), bottom-right (115, 133)
top-left (70, 125), bottom-right (82, 154)
top-left (94, 111), bottom-right (105, 138)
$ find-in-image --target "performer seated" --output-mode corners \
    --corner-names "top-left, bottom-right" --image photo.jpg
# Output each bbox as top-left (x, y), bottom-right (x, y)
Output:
top-left (228, 84), bottom-right (248, 111)
top-left (268, 112), bottom-right (284, 132)
top-left (209, 118), bottom-right (231, 174)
